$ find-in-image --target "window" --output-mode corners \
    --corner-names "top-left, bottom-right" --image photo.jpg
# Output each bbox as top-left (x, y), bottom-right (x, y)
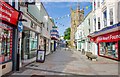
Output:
top-left (88, 18), bottom-right (90, 26)
top-left (47, 22), bottom-right (48, 31)
top-left (94, 18), bottom-right (96, 31)
top-left (12, 2), bottom-right (15, 8)
top-left (98, 17), bottom-right (100, 29)
top-left (101, 0), bottom-right (105, 4)
top-left (89, 29), bottom-right (91, 34)
top-left (98, 0), bottom-right (100, 7)
top-left (103, 9), bottom-right (107, 27)
top-left (99, 42), bottom-right (118, 58)
top-left (109, 8), bottom-right (113, 25)
top-left (4, 0), bottom-right (9, 3)
top-left (94, 1), bottom-right (96, 10)
top-left (40, 22), bottom-right (44, 28)
top-left (0, 23), bottom-right (13, 63)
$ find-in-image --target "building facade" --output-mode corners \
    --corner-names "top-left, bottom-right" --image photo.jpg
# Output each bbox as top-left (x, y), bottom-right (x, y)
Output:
top-left (76, 0), bottom-right (120, 61)
top-left (0, 0), bottom-right (54, 76)
top-left (0, 0), bottom-right (20, 76)
top-left (19, 1), bottom-right (53, 66)
top-left (88, 0), bottom-right (120, 60)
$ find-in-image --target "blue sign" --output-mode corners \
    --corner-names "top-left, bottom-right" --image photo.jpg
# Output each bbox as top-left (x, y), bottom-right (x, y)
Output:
top-left (18, 21), bottom-right (23, 32)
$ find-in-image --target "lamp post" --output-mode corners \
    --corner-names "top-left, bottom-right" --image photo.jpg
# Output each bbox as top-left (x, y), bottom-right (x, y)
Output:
top-left (16, 11), bottom-right (27, 71)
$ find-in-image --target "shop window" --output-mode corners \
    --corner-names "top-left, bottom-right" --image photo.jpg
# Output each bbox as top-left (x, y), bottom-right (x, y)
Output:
top-left (99, 42), bottom-right (118, 59)
top-left (30, 31), bottom-right (37, 51)
top-left (109, 8), bottom-right (113, 25)
top-left (103, 9), bottom-right (107, 27)
top-left (0, 23), bottom-right (13, 63)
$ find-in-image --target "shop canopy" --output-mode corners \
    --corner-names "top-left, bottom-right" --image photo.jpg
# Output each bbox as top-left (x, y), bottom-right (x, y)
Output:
top-left (88, 22), bottom-right (120, 37)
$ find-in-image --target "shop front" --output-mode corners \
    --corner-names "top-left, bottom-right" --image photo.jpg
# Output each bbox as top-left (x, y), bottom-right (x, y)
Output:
top-left (21, 30), bottom-right (38, 60)
top-left (96, 30), bottom-right (120, 60)
top-left (89, 26), bottom-right (120, 61)
top-left (19, 13), bottom-right (41, 66)
top-left (0, 0), bottom-right (19, 76)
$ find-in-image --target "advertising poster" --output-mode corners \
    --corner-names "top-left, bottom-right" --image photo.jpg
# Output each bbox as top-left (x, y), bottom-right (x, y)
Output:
top-left (36, 50), bottom-right (45, 63)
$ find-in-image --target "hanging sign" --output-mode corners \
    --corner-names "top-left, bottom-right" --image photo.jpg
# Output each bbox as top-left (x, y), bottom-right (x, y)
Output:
top-left (18, 21), bottom-right (23, 32)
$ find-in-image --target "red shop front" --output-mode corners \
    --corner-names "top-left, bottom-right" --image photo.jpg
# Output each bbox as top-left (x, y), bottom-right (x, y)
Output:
top-left (90, 30), bottom-right (120, 61)
top-left (0, 0), bottom-right (19, 76)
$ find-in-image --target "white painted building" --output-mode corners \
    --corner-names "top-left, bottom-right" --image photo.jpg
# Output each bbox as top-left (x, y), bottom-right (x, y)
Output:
top-left (88, 0), bottom-right (120, 60)
top-left (76, 0), bottom-right (120, 58)
top-left (19, 1), bottom-right (54, 66)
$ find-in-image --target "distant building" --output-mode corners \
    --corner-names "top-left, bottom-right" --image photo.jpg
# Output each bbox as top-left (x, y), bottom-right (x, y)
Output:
top-left (70, 4), bottom-right (84, 48)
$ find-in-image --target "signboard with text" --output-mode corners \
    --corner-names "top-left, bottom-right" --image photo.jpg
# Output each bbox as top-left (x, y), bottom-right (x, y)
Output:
top-left (94, 30), bottom-right (120, 43)
top-left (36, 50), bottom-right (45, 63)
top-left (0, 0), bottom-right (19, 25)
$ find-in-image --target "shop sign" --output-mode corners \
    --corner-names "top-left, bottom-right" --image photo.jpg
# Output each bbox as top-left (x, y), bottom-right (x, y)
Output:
top-left (18, 21), bottom-right (23, 32)
top-left (0, 0), bottom-right (19, 25)
top-left (36, 50), bottom-right (45, 63)
top-left (95, 30), bottom-right (120, 43)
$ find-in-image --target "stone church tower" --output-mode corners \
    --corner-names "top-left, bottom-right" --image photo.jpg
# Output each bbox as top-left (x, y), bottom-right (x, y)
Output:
top-left (70, 4), bottom-right (84, 48)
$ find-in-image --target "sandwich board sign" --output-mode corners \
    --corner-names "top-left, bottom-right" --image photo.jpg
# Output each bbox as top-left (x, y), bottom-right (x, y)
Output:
top-left (36, 50), bottom-right (45, 63)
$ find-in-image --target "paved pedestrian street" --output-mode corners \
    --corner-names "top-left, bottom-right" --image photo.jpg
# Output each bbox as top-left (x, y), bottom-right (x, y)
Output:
top-left (10, 48), bottom-right (118, 76)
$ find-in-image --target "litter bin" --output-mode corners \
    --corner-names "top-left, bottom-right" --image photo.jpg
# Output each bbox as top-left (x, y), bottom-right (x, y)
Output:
top-left (36, 50), bottom-right (45, 63)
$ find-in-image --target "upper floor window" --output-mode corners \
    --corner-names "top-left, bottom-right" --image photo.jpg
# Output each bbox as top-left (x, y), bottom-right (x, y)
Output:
top-left (94, 1), bottom-right (96, 10)
top-left (47, 23), bottom-right (49, 31)
top-left (98, 0), bottom-right (100, 7)
top-left (88, 18), bottom-right (90, 26)
top-left (94, 18), bottom-right (96, 31)
top-left (103, 9), bottom-right (107, 27)
top-left (89, 29), bottom-right (91, 34)
top-left (98, 17), bottom-right (100, 29)
top-left (101, 0), bottom-right (105, 4)
top-left (109, 8), bottom-right (113, 25)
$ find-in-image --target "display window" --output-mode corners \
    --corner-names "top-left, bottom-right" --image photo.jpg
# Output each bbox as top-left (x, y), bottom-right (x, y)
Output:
top-left (0, 23), bottom-right (13, 64)
top-left (30, 31), bottom-right (37, 51)
top-left (99, 42), bottom-right (118, 59)
top-left (21, 30), bottom-right (38, 59)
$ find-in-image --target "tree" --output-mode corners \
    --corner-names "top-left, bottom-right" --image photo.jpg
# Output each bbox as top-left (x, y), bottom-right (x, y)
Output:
top-left (64, 27), bottom-right (71, 40)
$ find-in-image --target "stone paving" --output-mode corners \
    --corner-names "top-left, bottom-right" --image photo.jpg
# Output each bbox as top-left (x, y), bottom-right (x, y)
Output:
top-left (10, 48), bottom-right (119, 76)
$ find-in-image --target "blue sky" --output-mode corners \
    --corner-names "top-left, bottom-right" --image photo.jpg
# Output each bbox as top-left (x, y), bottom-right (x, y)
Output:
top-left (43, 2), bottom-right (92, 36)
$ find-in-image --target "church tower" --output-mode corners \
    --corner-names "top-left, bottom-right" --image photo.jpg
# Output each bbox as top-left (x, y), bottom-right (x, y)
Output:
top-left (70, 3), bottom-right (84, 48)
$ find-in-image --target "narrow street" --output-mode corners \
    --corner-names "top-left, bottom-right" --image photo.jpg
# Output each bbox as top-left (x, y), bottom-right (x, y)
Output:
top-left (8, 48), bottom-right (118, 76)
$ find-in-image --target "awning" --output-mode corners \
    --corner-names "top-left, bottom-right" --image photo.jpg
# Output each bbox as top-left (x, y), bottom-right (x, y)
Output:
top-left (88, 22), bottom-right (120, 37)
